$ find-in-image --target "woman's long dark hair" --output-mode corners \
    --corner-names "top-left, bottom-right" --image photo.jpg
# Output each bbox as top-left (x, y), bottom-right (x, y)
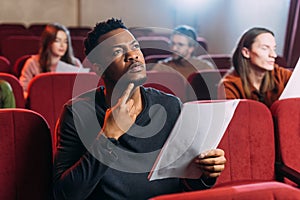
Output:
top-left (232, 27), bottom-right (275, 98)
top-left (39, 23), bottom-right (76, 72)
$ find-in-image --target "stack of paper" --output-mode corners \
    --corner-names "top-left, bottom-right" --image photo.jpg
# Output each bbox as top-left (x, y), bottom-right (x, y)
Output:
top-left (56, 61), bottom-right (90, 73)
top-left (279, 57), bottom-right (300, 100)
top-left (148, 99), bottom-right (239, 181)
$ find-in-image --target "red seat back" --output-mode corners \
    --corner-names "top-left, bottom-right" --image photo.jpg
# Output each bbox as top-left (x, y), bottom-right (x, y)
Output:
top-left (0, 109), bottom-right (52, 200)
top-left (0, 72), bottom-right (25, 108)
top-left (215, 99), bottom-right (275, 186)
top-left (187, 69), bottom-right (228, 101)
top-left (144, 71), bottom-right (187, 102)
top-left (0, 56), bottom-right (11, 74)
top-left (27, 23), bottom-right (47, 36)
top-left (271, 98), bottom-right (300, 186)
top-left (198, 54), bottom-right (232, 69)
top-left (149, 182), bottom-right (300, 200)
top-left (71, 36), bottom-right (86, 62)
top-left (13, 54), bottom-right (32, 78)
top-left (68, 26), bottom-right (92, 37)
top-left (1, 36), bottom-right (40, 65)
top-left (0, 29), bottom-right (33, 55)
top-left (144, 54), bottom-right (170, 70)
top-left (193, 37), bottom-right (208, 56)
top-left (27, 72), bottom-right (102, 141)
top-left (137, 36), bottom-right (172, 58)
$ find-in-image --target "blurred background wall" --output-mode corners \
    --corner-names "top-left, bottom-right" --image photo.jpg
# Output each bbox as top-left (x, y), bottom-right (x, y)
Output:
top-left (0, 0), bottom-right (291, 55)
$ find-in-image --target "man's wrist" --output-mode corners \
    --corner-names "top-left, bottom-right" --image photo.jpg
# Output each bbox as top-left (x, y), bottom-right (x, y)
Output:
top-left (200, 174), bottom-right (216, 187)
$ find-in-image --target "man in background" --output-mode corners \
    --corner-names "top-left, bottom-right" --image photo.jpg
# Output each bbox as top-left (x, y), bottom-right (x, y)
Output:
top-left (151, 25), bottom-right (214, 79)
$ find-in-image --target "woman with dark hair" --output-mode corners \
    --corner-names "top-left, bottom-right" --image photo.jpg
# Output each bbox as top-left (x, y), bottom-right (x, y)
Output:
top-left (20, 23), bottom-right (83, 97)
top-left (218, 27), bottom-right (292, 107)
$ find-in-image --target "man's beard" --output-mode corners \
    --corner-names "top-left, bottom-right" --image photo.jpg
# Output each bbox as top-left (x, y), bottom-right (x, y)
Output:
top-left (172, 53), bottom-right (184, 62)
top-left (109, 76), bottom-right (147, 106)
top-left (117, 76), bottom-right (147, 88)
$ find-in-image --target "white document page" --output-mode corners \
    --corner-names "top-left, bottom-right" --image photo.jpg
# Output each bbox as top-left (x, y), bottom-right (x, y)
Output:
top-left (148, 99), bottom-right (240, 181)
top-left (56, 61), bottom-right (90, 73)
top-left (279, 57), bottom-right (300, 100)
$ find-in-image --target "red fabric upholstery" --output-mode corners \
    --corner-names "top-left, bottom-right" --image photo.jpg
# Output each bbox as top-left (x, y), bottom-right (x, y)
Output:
top-left (215, 99), bottom-right (276, 186)
top-left (150, 182), bottom-right (300, 200)
top-left (198, 54), bottom-right (232, 69)
top-left (26, 73), bottom-right (102, 143)
top-left (187, 69), bottom-right (228, 101)
top-left (137, 36), bottom-right (172, 58)
top-left (0, 23), bottom-right (26, 30)
top-left (144, 71), bottom-right (187, 102)
top-left (27, 24), bottom-right (47, 36)
top-left (194, 37), bottom-right (208, 56)
top-left (0, 72), bottom-right (25, 108)
top-left (1, 36), bottom-right (40, 65)
top-left (0, 28), bottom-right (32, 55)
top-left (68, 26), bottom-right (92, 37)
top-left (271, 98), bottom-right (300, 186)
top-left (144, 54), bottom-right (170, 70)
top-left (71, 36), bottom-right (86, 62)
top-left (0, 56), bottom-right (11, 74)
top-left (12, 54), bottom-right (32, 78)
top-left (0, 109), bottom-right (52, 200)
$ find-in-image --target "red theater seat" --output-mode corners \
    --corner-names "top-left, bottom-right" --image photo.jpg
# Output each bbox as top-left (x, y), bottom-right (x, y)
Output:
top-left (0, 109), bottom-right (52, 200)
top-left (194, 37), bottom-right (208, 56)
top-left (144, 71), bottom-right (188, 102)
top-left (68, 26), bottom-right (92, 37)
top-left (198, 54), bottom-right (232, 69)
top-left (137, 36), bottom-right (172, 58)
top-left (1, 36), bottom-right (40, 65)
top-left (271, 98), bottom-right (300, 186)
top-left (0, 29), bottom-right (33, 55)
top-left (150, 182), bottom-right (300, 200)
top-left (187, 69), bottom-right (228, 101)
top-left (0, 72), bottom-right (25, 108)
top-left (27, 23), bottom-right (47, 36)
top-left (215, 99), bottom-right (276, 186)
top-left (12, 54), bottom-right (32, 78)
top-left (71, 36), bottom-right (86, 62)
top-left (151, 99), bottom-right (293, 200)
top-left (144, 54), bottom-right (170, 70)
top-left (0, 56), bottom-right (11, 74)
top-left (26, 72), bottom-right (102, 146)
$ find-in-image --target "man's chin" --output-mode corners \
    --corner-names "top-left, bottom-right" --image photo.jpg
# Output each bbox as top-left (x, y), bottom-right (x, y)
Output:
top-left (118, 76), bottom-right (147, 88)
top-left (172, 55), bottom-right (183, 61)
top-left (132, 77), bottom-right (147, 87)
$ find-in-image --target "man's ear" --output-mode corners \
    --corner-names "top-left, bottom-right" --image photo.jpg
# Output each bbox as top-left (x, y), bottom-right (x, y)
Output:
top-left (241, 47), bottom-right (250, 59)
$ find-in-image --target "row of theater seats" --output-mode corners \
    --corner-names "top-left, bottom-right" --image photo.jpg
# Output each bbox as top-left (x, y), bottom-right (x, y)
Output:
top-left (0, 70), bottom-right (228, 134)
top-left (151, 98), bottom-right (300, 199)
top-left (0, 23), bottom-right (91, 36)
top-left (1, 98), bottom-right (300, 199)
top-left (0, 35), bottom-right (87, 67)
top-left (0, 23), bottom-right (91, 62)
top-left (0, 53), bottom-right (233, 78)
top-left (5, 67), bottom-right (299, 138)
top-left (137, 35), bottom-right (209, 57)
top-left (0, 25), bottom-right (212, 70)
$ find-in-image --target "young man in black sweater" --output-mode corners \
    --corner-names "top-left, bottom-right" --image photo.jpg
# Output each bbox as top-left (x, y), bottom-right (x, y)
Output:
top-left (53, 18), bottom-right (226, 200)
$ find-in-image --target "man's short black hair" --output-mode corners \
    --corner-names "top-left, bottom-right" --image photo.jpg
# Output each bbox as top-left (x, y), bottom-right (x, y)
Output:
top-left (84, 18), bottom-right (127, 57)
